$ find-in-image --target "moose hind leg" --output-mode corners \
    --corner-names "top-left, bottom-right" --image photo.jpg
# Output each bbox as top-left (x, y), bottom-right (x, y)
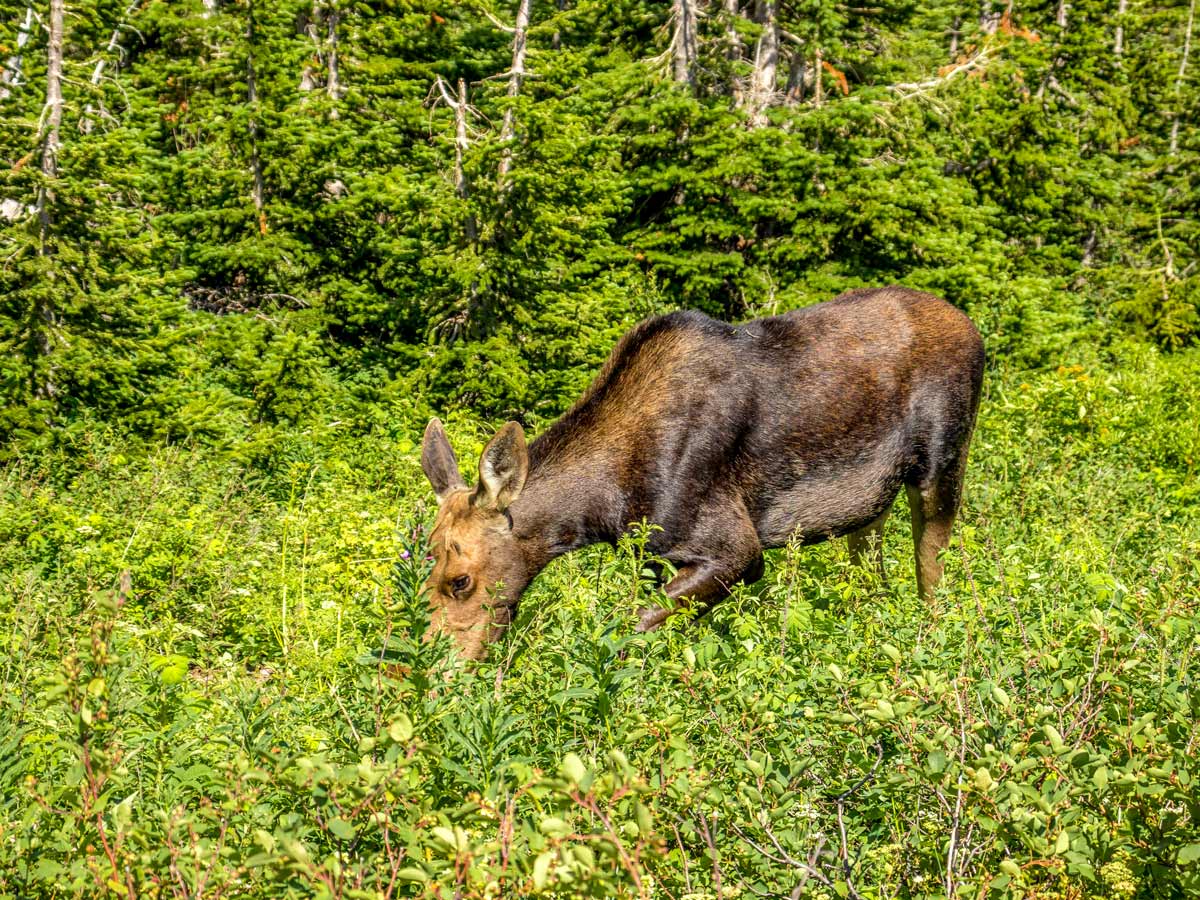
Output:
top-left (906, 469), bottom-right (964, 601)
top-left (847, 505), bottom-right (891, 577)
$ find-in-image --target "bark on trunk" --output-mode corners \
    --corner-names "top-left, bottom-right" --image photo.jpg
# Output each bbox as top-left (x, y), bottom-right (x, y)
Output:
top-left (949, 16), bottom-right (962, 58)
top-left (748, 0), bottom-right (779, 124)
top-left (0, 6), bottom-right (34, 101)
top-left (980, 1), bottom-right (999, 35)
top-left (1114, 0), bottom-right (1127, 56)
top-left (1170, 0), bottom-right (1195, 156)
top-left (498, 0), bottom-right (532, 181)
top-left (672, 0), bottom-right (698, 85)
top-left (1081, 224), bottom-right (1097, 268)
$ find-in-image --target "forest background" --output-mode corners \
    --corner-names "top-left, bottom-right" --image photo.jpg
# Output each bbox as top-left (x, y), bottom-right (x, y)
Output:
top-left (1, 0), bottom-right (1199, 898)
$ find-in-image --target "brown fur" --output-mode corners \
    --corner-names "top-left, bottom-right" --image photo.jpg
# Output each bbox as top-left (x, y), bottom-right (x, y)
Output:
top-left (421, 287), bottom-right (984, 659)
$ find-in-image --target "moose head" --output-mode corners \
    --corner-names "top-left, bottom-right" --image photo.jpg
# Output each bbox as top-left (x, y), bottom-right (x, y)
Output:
top-left (420, 417), bottom-right (532, 659)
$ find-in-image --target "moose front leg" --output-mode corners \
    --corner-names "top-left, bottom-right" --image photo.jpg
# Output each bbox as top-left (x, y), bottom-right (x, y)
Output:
top-left (636, 508), bottom-right (763, 632)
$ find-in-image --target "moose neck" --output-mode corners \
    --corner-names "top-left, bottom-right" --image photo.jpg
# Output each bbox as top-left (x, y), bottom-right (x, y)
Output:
top-left (509, 431), bottom-right (627, 577)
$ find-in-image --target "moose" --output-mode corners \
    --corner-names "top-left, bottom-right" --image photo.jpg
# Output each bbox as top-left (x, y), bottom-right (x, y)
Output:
top-left (420, 286), bottom-right (984, 660)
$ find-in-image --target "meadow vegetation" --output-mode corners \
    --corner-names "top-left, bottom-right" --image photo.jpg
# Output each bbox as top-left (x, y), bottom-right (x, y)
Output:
top-left (2, 0), bottom-right (1199, 896)
top-left (2, 337), bottom-right (1198, 898)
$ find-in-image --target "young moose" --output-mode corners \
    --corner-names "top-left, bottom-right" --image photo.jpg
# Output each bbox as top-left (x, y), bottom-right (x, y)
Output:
top-left (421, 287), bottom-right (984, 660)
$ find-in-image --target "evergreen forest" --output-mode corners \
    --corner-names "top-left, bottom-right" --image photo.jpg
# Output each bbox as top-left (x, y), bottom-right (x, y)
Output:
top-left (1, 0), bottom-right (1199, 897)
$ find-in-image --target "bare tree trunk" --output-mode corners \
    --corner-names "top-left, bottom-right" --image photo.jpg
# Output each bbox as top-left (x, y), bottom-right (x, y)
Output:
top-left (552, 0), bottom-right (564, 50)
top-left (81, 0), bottom-right (140, 133)
top-left (299, 5), bottom-right (320, 92)
top-left (40, 0), bottom-right (65, 192)
top-left (203, 0), bottom-right (218, 16)
top-left (980, 1), bottom-right (999, 34)
top-left (32, 0), bottom-right (65, 399)
top-left (949, 16), bottom-right (962, 57)
top-left (813, 46), bottom-right (823, 108)
top-left (455, 80), bottom-right (478, 243)
top-left (747, 0), bottom-right (779, 124)
top-left (1170, 0), bottom-right (1195, 155)
top-left (672, 0), bottom-right (698, 85)
top-left (785, 50), bottom-right (806, 103)
top-left (0, 6), bottom-right (34, 101)
top-left (325, 2), bottom-right (341, 117)
top-left (1056, 0), bottom-right (1069, 29)
top-left (497, 0), bottom-right (531, 181)
top-left (1113, 0), bottom-right (1127, 56)
top-left (246, 2), bottom-right (266, 231)
top-left (1081, 224), bottom-right (1097, 267)
top-left (725, 0), bottom-right (744, 104)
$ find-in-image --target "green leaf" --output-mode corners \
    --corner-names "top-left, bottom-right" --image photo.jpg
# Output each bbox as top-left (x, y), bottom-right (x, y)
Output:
top-left (532, 850), bottom-right (555, 892)
top-left (539, 817), bottom-right (571, 838)
top-left (560, 753), bottom-right (587, 786)
top-left (328, 818), bottom-right (356, 841)
top-left (1178, 844), bottom-right (1200, 865)
top-left (388, 714), bottom-right (413, 743)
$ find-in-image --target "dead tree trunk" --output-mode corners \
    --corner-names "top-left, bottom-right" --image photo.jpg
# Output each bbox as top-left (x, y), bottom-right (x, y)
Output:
top-left (436, 77), bottom-right (479, 244)
top-left (949, 16), bottom-right (962, 58)
top-left (747, 0), bottom-right (779, 124)
top-left (1113, 0), bottom-right (1127, 56)
top-left (39, 0), bottom-right (65, 203)
top-left (980, 1), bottom-right (999, 35)
top-left (32, 0), bottom-right (65, 399)
top-left (81, 0), bottom-right (140, 133)
top-left (325, 2), bottom-right (341, 117)
top-left (785, 50), bottom-right (807, 103)
top-left (813, 46), bottom-right (823, 108)
top-left (725, 0), bottom-right (744, 103)
top-left (0, 6), bottom-right (34, 101)
top-left (672, 0), bottom-right (698, 85)
top-left (498, 0), bottom-right (532, 182)
top-left (246, 2), bottom-right (266, 232)
top-left (1170, 0), bottom-right (1195, 156)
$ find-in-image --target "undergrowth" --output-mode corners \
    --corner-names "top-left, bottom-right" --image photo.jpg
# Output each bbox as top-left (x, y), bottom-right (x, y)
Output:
top-left (1, 341), bottom-right (1198, 899)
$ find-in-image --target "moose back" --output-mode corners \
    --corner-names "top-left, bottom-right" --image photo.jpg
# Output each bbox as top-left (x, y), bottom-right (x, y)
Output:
top-left (420, 286), bottom-right (985, 659)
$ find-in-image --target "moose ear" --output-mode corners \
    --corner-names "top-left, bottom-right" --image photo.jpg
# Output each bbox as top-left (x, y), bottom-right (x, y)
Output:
top-left (421, 418), bottom-right (466, 501)
top-left (472, 421), bottom-right (528, 513)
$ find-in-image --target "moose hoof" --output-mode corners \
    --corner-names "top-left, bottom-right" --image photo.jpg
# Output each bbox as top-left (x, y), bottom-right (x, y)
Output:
top-left (636, 605), bottom-right (673, 632)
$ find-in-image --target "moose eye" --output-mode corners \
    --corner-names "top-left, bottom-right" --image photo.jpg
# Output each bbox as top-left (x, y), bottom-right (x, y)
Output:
top-left (449, 574), bottom-right (473, 596)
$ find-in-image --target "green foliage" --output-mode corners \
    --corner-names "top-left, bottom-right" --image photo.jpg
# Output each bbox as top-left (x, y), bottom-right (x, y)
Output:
top-left (3, 348), bottom-right (1199, 898)
top-left (0, 0), bottom-right (1196, 443)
